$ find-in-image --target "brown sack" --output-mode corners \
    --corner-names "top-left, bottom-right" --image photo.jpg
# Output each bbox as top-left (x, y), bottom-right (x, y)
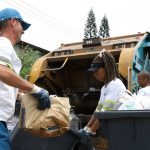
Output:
top-left (18, 95), bottom-right (71, 137)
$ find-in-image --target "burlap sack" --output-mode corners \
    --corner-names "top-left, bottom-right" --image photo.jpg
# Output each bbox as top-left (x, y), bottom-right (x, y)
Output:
top-left (18, 95), bottom-right (71, 137)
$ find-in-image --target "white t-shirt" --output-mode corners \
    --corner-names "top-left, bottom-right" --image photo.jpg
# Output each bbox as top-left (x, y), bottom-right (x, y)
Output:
top-left (0, 37), bottom-right (22, 122)
top-left (100, 78), bottom-right (126, 103)
top-left (137, 86), bottom-right (150, 96)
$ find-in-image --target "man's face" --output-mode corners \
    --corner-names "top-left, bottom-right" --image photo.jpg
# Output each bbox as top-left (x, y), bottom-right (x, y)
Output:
top-left (93, 67), bottom-right (106, 82)
top-left (11, 19), bottom-right (24, 43)
top-left (138, 75), bottom-right (147, 87)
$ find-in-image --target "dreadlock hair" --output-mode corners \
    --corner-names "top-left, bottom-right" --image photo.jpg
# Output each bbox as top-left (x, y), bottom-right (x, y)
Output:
top-left (92, 51), bottom-right (121, 85)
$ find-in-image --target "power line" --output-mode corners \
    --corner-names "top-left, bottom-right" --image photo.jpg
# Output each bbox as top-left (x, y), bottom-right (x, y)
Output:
top-left (4, 0), bottom-right (82, 39)
top-left (4, 0), bottom-right (81, 38)
top-left (5, 0), bottom-right (149, 39)
top-left (19, 0), bottom-right (82, 35)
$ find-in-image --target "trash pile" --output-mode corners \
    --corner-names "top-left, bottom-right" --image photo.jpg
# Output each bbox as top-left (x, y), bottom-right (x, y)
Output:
top-left (117, 90), bottom-right (150, 110)
top-left (95, 90), bottom-right (150, 111)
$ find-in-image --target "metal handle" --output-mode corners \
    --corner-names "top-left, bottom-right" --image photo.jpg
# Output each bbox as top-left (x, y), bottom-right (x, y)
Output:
top-left (44, 58), bottom-right (68, 71)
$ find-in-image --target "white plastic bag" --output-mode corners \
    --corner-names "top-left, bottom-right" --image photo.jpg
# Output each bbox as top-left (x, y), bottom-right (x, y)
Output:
top-left (118, 99), bottom-right (144, 110)
top-left (117, 90), bottom-right (144, 110)
top-left (136, 96), bottom-right (150, 109)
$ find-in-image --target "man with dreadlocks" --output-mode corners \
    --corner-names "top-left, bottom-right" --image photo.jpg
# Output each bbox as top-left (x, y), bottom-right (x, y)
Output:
top-left (79, 49), bottom-right (126, 136)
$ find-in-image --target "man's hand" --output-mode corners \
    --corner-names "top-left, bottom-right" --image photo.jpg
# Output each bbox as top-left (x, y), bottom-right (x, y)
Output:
top-left (29, 84), bottom-right (50, 110)
top-left (17, 92), bottom-right (25, 101)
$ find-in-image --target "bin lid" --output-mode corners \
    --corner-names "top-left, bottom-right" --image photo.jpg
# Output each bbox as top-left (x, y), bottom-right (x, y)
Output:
top-left (94, 110), bottom-right (150, 119)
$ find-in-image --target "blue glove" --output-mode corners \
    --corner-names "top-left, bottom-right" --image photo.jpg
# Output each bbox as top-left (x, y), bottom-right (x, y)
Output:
top-left (30, 84), bottom-right (50, 110)
top-left (79, 128), bottom-right (90, 137)
top-left (78, 129), bottom-right (94, 150)
top-left (79, 127), bottom-right (96, 137)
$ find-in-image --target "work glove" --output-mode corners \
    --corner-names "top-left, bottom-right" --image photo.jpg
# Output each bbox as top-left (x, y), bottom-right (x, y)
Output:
top-left (79, 126), bottom-right (96, 137)
top-left (79, 129), bottom-right (90, 137)
top-left (78, 127), bottom-right (94, 150)
top-left (29, 84), bottom-right (50, 110)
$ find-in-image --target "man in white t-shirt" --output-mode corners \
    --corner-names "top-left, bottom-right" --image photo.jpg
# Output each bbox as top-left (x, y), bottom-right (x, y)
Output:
top-left (137, 71), bottom-right (150, 96)
top-left (0, 8), bottom-right (50, 150)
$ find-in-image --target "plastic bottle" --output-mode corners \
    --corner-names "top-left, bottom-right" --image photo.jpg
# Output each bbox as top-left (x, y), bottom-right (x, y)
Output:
top-left (70, 108), bottom-right (79, 131)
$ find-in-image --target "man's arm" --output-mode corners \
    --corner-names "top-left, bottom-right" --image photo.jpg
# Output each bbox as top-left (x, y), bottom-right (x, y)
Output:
top-left (0, 65), bottom-right (33, 93)
top-left (0, 65), bottom-right (51, 110)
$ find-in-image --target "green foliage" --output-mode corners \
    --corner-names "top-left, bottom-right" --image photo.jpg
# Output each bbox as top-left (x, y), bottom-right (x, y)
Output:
top-left (99, 15), bottom-right (110, 38)
top-left (84, 8), bottom-right (98, 39)
top-left (18, 47), bottom-right (41, 79)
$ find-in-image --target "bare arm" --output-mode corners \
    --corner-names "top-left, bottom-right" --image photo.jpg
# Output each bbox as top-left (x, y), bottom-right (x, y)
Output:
top-left (0, 65), bottom-right (33, 93)
top-left (87, 114), bottom-right (96, 127)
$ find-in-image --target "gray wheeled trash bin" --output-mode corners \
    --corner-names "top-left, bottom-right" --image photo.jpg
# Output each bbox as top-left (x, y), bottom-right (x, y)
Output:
top-left (94, 110), bottom-right (150, 150)
top-left (11, 126), bottom-right (81, 150)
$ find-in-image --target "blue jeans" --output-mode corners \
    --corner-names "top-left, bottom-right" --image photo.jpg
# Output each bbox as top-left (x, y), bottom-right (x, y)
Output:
top-left (0, 121), bottom-right (11, 150)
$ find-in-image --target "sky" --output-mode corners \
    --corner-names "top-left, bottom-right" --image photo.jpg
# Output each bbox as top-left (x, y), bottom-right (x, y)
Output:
top-left (0, 0), bottom-right (150, 51)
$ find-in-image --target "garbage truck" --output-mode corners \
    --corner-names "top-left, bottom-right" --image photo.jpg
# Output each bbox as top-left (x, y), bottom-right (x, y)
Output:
top-left (12, 32), bottom-right (150, 150)
top-left (28, 32), bottom-right (150, 112)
